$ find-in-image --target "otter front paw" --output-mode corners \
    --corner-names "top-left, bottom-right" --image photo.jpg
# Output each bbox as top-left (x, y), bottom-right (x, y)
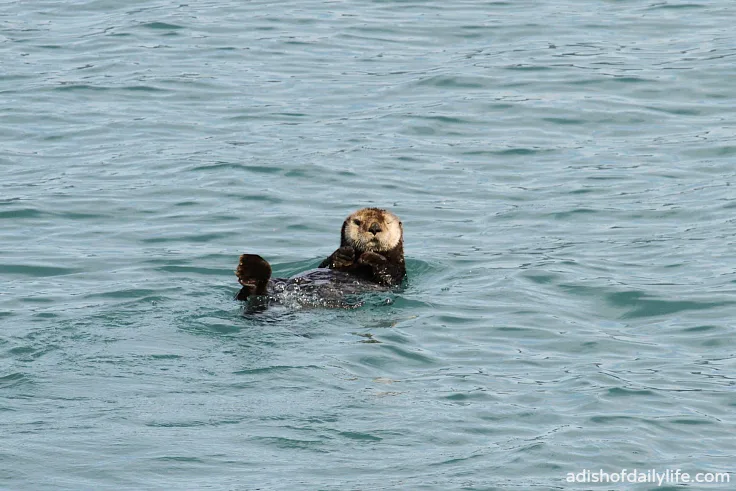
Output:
top-left (332, 246), bottom-right (356, 268)
top-left (358, 251), bottom-right (387, 267)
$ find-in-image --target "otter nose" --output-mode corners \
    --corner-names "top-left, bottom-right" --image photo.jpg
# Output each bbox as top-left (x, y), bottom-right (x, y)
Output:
top-left (368, 223), bottom-right (382, 235)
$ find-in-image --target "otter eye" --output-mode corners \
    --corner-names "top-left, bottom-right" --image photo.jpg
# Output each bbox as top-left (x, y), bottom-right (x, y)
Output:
top-left (353, 219), bottom-right (362, 226)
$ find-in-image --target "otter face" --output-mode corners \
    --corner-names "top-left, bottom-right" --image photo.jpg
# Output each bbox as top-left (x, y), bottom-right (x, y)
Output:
top-left (342, 208), bottom-right (402, 253)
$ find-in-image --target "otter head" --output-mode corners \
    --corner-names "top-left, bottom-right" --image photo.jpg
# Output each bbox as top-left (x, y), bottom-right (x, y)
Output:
top-left (340, 208), bottom-right (403, 253)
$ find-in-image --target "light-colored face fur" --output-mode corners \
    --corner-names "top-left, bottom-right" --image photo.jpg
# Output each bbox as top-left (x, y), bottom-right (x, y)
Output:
top-left (343, 208), bottom-right (402, 253)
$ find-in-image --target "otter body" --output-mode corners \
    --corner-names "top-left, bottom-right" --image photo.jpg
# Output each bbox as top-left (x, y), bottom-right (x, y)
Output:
top-left (236, 264), bottom-right (388, 309)
top-left (235, 208), bottom-right (406, 308)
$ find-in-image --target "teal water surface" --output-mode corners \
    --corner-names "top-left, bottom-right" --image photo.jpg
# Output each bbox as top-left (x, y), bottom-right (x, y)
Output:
top-left (2, 0), bottom-right (735, 489)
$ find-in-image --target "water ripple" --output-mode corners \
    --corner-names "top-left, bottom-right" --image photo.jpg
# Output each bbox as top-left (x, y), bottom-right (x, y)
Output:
top-left (2, 0), bottom-right (735, 489)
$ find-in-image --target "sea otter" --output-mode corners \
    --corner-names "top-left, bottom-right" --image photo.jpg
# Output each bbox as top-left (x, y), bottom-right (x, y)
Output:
top-left (235, 208), bottom-right (405, 307)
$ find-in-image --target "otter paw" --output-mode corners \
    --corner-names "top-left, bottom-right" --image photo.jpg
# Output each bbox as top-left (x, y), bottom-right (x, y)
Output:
top-left (358, 251), bottom-right (387, 266)
top-left (332, 246), bottom-right (356, 268)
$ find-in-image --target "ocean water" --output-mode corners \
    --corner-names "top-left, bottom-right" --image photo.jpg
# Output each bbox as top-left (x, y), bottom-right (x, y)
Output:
top-left (2, 0), bottom-right (735, 489)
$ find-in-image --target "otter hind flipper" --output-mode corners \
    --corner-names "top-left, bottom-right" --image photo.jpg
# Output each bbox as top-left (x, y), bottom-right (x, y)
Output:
top-left (235, 254), bottom-right (272, 300)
